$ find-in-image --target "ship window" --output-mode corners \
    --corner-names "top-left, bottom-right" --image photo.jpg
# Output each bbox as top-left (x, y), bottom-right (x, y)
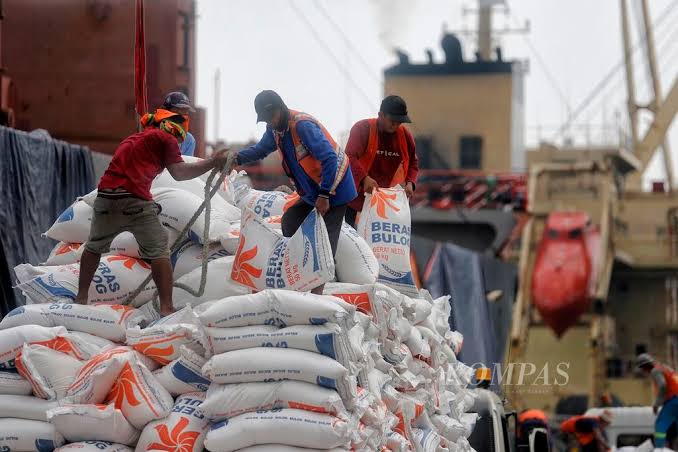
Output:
top-left (548, 229), bottom-right (559, 239)
top-left (568, 228), bottom-right (582, 239)
top-left (177, 12), bottom-right (190, 69)
top-left (460, 136), bottom-right (483, 169)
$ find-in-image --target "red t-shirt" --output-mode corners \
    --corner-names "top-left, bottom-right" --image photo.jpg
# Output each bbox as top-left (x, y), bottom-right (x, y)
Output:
top-left (345, 119), bottom-right (419, 210)
top-left (98, 128), bottom-right (184, 200)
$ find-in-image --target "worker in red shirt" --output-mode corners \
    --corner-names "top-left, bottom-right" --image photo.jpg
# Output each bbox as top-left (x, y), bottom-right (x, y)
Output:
top-left (637, 353), bottom-right (678, 448)
top-left (344, 95), bottom-right (419, 227)
top-left (560, 410), bottom-right (612, 452)
top-left (74, 92), bottom-right (229, 315)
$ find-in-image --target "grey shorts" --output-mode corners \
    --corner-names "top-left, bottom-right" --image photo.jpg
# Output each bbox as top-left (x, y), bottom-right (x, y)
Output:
top-left (85, 196), bottom-right (169, 260)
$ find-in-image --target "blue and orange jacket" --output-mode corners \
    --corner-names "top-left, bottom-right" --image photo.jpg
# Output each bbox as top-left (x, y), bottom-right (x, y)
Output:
top-left (237, 110), bottom-right (357, 207)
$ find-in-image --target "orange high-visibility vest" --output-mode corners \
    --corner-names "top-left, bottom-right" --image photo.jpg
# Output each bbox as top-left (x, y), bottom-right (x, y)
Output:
top-left (654, 363), bottom-right (678, 401)
top-left (275, 110), bottom-right (349, 194)
top-left (358, 118), bottom-right (410, 186)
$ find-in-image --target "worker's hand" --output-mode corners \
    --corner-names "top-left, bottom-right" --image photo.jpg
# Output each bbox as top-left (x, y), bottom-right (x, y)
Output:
top-left (315, 196), bottom-right (330, 216)
top-left (362, 176), bottom-right (378, 194)
top-left (405, 181), bottom-right (415, 198)
top-left (212, 148), bottom-right (237, 171)
top-left (653, 405), bottom-right (659, 415)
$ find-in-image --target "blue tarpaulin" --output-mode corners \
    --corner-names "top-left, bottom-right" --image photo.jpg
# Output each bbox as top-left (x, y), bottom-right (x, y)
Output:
top-left (0, 127), bottom-right (95, 314)
top-left (422, 240), bottom-right (516, 368)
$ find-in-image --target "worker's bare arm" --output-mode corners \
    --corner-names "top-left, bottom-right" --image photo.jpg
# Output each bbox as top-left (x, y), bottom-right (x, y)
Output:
top-left (167, 149), bottom-right (230, 181)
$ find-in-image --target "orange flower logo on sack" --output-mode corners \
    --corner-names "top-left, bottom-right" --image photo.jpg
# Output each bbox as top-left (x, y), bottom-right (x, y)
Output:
top-left (332, 292), bottom-right (372, 315)
top-left (32, 337), bottom-right (84, 360)
top-left (131, 335), bottom-right (185, 365)
top-left (105, 304), bottom-right (137, 324)
top-left (107, 362), bottom-right (142, 409)
top-left (231, 235), bottom-right (262, 289)
top-left (148, 417), bottom-right (201, 452)
top-left (370, 190), bottom-right (400, 220)
top-left (107, 256), bottom-right (151, 270)
top-left (56, 243), bottom-right (81, 256)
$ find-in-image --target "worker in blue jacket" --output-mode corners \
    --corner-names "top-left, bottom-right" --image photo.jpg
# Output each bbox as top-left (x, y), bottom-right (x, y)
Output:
top-left (229, 90), bottom-right (356, 293)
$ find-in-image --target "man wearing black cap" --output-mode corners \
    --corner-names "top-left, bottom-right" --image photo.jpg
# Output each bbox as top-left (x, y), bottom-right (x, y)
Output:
top-left (163, 92), bottom-right (197, 156)
top-left (229, 90), bottom-right (357, 294)
top-left (344, 95), bottom-right (419, 227)
top-left (74, 92), bottom-right (229, 315)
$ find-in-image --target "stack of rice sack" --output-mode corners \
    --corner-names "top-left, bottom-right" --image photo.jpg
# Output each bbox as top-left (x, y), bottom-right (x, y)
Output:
top-left (0, 160), bottom-right (479, 451)
top-left (193, 289), bottom-right (383, 451)
top-left (0, 300), bottom-right (216, 452)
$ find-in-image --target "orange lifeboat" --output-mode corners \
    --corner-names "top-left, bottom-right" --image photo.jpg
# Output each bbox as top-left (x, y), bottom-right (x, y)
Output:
top-left (531, 212), bottom-right (600, 337)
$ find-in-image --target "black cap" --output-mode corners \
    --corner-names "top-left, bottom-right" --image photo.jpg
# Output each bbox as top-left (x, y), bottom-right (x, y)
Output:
top-left (163, 91), bottom-right (196, 112)
top-left (380, 95), bottom-right (411, 123)
top-left (254, 90), bottom-right (286, 122)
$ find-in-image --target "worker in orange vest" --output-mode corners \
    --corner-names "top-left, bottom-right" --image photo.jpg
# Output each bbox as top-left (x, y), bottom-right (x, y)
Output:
top-left (344, 95), bottom-right (419, 227)
top-left (637, 353), bottom-right (678, 448)
top-left (517, 409), bottom-right (549, 450)
top-left (560, 410), bottom-right (612, 452)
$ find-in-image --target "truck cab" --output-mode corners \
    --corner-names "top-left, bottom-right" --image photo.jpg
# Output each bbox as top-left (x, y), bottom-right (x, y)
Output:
top-left (583, 407), bottom-right (655, 449)
top-left (467, 389), bottom-right (549, 452)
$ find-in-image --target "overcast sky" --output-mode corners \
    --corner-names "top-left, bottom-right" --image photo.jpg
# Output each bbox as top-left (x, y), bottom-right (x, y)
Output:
top-left (195, 0), bottom-right (678, 180)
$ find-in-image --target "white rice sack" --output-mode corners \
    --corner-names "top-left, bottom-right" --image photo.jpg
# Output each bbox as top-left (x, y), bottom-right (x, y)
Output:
top-left (105, 360), bottom-right (174, 429)
top-left (64, 347), bottom-right (140, 405)
top-left (412, 428), bottom-right (443, 452)
top-left (152, 187), bottom-right (239, 244)
top-left (230, 209), bottom-right (334, 292)
top-left (55, 442), bottom-right (133, 452)
top-left (1, 303), bottom-right (144, 343)
top-left (200, 380), bottom-right (347, 421)
top-left (171, 240), bottom-right (230, 278)
top-left (14, 256), bottom-right (157, 307)
top-left (324, 283), bottom-right (403, 338)
top-left (0, 371), bottom-right (33, 395)
top-left (108, 229), bottom-right (178, 260)
top-left (335, 222), bottom-right (379, 285)
top-left (153, 346), bottom-right (209, 396)
top-left (356, 186), bottom-right (417, 297)
top-left (47, 404), bottom-right (139, 445)
top-left (0, 325), bottom-right (67, 369)
top-left (156, 160), bottom-right (238, 206)
top-left (16, 344), bottom-right (83, 400)
top-left (205, 324), bottom-right (353, 365)
top-left (135, 392), bottom-right (209, 452)
top-left (65, 332), bottom-right (115, 355)
top-left (0, 418), bottom-right (65, 451)
top-left (0, 395), bottom-right (57, 421)
top-left (126, 306), bottom-right (207, 365)
top-left (44, 242), bottom-right (84, 266)
top-left (232, 447), bottom-right (347, 452)
top-left (233, 184), bottom-right (300, 219)
top-left (204, 408), bottom-right (350, 452)
top-left (202, 347), bottom-right (356, 403)
top-left (172, 256), bottom-right (250, 310)
top-left (45, 200), bottom-right (93, 244)
top-left (196, 290), bottom-right (353, 329)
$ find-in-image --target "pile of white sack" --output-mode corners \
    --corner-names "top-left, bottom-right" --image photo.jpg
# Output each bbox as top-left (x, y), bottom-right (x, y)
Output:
top-left (0, 159), bottom-right (478, 451)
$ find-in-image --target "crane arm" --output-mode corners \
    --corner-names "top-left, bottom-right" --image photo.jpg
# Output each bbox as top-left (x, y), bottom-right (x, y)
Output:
top-left (637, 76), bottom-right (678, 169)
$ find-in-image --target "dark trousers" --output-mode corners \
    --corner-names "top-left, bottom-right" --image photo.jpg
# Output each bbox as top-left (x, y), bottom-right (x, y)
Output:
top-left (281, 200), bottom-right (346, 257)
top-left (344, 207), bottom-right (359, 228)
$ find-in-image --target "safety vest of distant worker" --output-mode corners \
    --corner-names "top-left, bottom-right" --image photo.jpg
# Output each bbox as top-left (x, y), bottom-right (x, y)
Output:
top-left (357, 118), bottom-right (410, 186)
top-left (140, 108), bottom-right (189, 142)
top-left (653, 363), bottom-right (678, 401)
top-left (274, 110), bottom-right (349, 194)
top-left (560, 415), bottom-right (607, 448)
